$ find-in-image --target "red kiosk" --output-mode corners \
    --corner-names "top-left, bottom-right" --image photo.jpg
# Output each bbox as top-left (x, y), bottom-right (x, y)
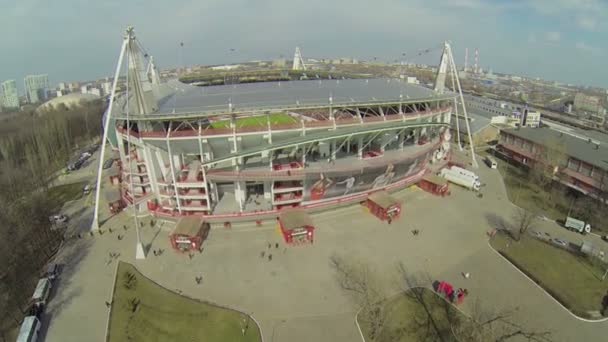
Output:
top-left (170, 217), bottom-right (210, 252)
top-left (104, 189), bottom-right (125, 214)
top-left (278, 209), bottom-right (315, 245)
top-left (418, 174), bottom-right (450, 197)
top-left (365, 191), bottom-right (401, 222)
top-left (108, 166), bottom-right (121, 186)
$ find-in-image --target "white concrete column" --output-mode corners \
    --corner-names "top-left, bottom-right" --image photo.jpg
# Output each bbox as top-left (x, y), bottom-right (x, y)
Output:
top-left (235, 180), bottom-right (246, 212)
top-left (358, 136), bottom-right (363, 159)
top-left (264, 181), bottom-right (272, 200)
top-left (331, 141), bottom-right (337, 160)
top-left (172, 155), bottom-right (182, 172)
top-left (143, 146), bottom-right (159, 199)
top-left (155, 150), bottom-right (168, 180)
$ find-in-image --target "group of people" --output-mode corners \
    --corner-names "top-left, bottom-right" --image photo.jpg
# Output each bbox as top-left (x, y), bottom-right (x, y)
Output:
top-left (261, 242), bottom-right (281, 261)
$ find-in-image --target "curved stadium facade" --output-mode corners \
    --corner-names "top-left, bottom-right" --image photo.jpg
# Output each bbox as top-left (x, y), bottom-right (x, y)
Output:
top-left (111, 76), bottom-right (456, 221)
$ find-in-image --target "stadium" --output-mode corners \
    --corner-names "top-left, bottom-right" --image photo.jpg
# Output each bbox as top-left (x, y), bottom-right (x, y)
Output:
top-left (95, 28), bottom-right (470, 225)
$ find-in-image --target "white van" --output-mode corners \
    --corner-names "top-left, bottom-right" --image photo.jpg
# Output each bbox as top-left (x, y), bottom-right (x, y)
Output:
top-left (16, 316), bottom-right (40, 342)
top-left (31, 278), bottom-right (52, 305)
top-left (485, 156), bottom-right (498, 169)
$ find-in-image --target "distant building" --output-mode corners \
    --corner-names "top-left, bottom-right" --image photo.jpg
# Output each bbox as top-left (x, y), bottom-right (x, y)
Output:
top-left (1, 79), bottom-right (20, 109)
top-left (58, 82), bottom-right (66, 90)
top-left (272, 59), bottom-right (286, 68)
top-left (574, 93), bottom-right (605, 125)
top-left (102, 81), bottom-right (112, 95)
top-left (24, 74), bottom-right (49, 103)
top-left (574, 93), bottom-right (600, 113)
top-left (521, 109), bottom-right (541, 128)
top-left (89, 88), bottom-right (101, 97)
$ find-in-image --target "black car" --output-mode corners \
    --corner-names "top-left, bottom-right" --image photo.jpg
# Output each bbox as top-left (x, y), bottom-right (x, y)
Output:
top-left (602, 235), bottom-right (608, 242)
top-left (103, 158), bottom-right (114, 169)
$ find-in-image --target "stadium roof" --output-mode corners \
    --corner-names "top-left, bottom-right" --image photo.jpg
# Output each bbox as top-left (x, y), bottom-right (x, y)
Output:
top-left (117, 78), bottom-right (454, 119)
top-left (502, 127), bottom-right (608, 171)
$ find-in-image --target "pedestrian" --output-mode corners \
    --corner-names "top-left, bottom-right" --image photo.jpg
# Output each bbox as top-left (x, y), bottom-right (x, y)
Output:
top-left (105, 301), bottom-right (111, 308)
top-left (117, 234), bottom-right (123, 240)
top-left (260, 251), bottom-right (265, 258)
top-left (189, 253), bottom-right (193, 260)
top-left (268, 254), bottom-right (272, 261)
top-left (268, 243), bottom-right (271, 249)
top-left (275, 243), bottom-right (279, 249)
top-left (153, 250), bottom-right (158, 256)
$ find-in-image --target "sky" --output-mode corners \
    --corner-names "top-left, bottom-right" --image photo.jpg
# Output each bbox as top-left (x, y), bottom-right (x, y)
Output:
top-left (0, 0), bottom-right (607, 89)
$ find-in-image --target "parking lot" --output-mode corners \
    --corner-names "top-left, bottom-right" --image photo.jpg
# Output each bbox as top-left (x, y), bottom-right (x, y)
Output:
top-left (42, 157), bottom-right (608, 342)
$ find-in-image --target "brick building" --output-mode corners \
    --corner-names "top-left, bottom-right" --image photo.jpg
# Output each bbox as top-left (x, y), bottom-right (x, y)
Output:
top-left (497, 127), bottom-right (608, 201)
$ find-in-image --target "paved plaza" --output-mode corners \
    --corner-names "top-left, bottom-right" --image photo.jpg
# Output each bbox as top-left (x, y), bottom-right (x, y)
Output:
top-left (43, 159), bottom-right (608, 342)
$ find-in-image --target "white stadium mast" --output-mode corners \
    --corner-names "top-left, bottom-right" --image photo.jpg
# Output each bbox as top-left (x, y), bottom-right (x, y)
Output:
top-left (292, 46), bottom-right (306, 71)
top-left (434, 41), bottom-right (478, 168)
top-left (92, 26), bottom-right (157, 259)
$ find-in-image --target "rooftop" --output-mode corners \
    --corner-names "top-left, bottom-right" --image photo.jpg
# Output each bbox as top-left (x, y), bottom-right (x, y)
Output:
top-left (172, 217), bottom-right (208, 236)
top-left (502, 127), bottom-right (608, 171)
top-left (367, 190), bottom-right (399, 209)
top-left (279, 209), bottom-right (313, 231)
top-left (120, 78), bottom-right (453, 119)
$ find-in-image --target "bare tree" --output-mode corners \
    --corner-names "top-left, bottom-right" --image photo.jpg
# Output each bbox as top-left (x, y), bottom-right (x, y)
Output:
top-left (329, 254), bottom-right (390, 341)
top-left (513, 207), bottom-right (537, 241)
top-left (529, 136), bottom-right (567, 201)
top-left (396, 264), bottom-right (552, 342)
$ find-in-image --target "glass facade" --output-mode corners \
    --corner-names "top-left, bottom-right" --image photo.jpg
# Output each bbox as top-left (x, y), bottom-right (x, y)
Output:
top-left (24, 74), bottom-right (49, 104)
top-left (1, 79), bottom-right (19, 109)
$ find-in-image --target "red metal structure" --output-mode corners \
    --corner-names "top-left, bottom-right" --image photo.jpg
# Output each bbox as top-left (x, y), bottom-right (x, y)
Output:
top-left (418, 174), bottom-right (450, 196)
top-left (365, 191), bottom-right (401, 222)
top-left (278, 209), bottom-right (315, 245)
top-left (170, 217), bottom-right (210, 252)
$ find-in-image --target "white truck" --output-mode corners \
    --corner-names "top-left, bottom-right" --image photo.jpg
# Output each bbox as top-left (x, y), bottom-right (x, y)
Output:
top-left (440, 167), bottom-right (481, 191)
top-left (450, 166), bottom-right (480, 181)
top-left (564, 216), bottom-right (591, 234)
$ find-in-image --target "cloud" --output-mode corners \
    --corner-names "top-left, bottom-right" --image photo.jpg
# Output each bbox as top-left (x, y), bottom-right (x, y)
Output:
top-left (545, 31), bottom-right (561, 42)
top-left (575, 42), bottom-right (603, 54)
top-left (524, 0), bottom-right (607, 32)
top-left (576, 16), bottom-right (597, 31)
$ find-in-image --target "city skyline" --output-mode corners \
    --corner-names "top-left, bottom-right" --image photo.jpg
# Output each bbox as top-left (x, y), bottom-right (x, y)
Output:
top-left (0, 0), bottom-right (606, 89)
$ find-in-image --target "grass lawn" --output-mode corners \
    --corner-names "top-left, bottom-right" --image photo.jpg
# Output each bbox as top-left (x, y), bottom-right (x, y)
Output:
top-left (46, 181), bottom-right (87, 211)
top-left (495, 159), bottom-right (566, 221)
top-left (491, 232), bottom-right (607, 318)
top-left (210, 113), bottom-right (296, 129)
top-left (108, 262), bottom-right (261, 342)
top-left (359, 288), bottom-right (466, 342)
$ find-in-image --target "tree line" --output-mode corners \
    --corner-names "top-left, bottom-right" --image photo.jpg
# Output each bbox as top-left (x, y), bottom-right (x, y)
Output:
top-left (0, 99), bottom-right (105, 338)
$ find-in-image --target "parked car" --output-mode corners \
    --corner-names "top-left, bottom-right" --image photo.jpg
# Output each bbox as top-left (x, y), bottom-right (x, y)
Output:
top-left (601, 235), bottom-right (608, 243)
top-left (103, 158), bottom-right (114, 169)
top-left (49, 214), bottom-right (68, 224)
top-left (42, 263), bottom-right (61, 281)
top-left (552, 238), bottom-right (567, 247)
top-left (531, 231), bottom-right (543, 239)
top-left (83, 184), bottom-right (91, 195)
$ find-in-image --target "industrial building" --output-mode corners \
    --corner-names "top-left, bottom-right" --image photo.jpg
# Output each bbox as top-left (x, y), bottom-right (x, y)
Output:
top-left (497, 127), bottom-right (608, 200)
